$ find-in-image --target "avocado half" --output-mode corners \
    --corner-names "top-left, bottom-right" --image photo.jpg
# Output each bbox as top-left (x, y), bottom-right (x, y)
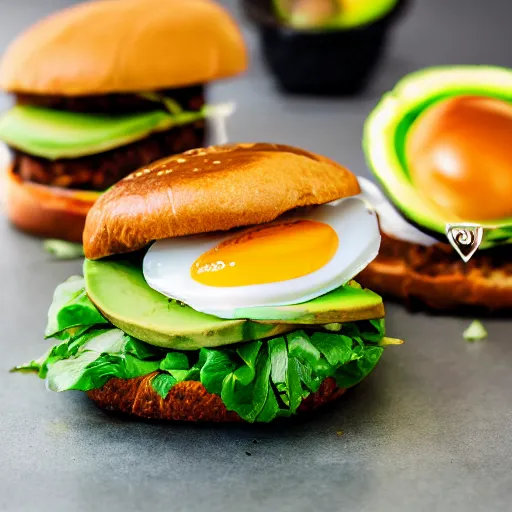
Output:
top-left (363, 65), bottom-right (512, 249)
top-left (273, 0), bottom-right (399, 30)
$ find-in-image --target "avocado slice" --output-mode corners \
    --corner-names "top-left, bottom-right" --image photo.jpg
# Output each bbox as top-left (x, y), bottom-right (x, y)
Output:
top-left (0, 105), bottom-right (205, 160)
top-left (363, 65), bottom-right (512, 249)
top-left (233, 281), bottom-right (384, 322)
top-left (84, 259), bottom-right (295, 350)
top-left (84, 259), bottom-right (384, 350)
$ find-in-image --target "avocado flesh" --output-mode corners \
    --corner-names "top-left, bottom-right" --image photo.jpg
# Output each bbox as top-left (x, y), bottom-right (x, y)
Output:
top-left (274, 0), bottom-right (398, 29)
top-left (363, 65), bottom-right (512, 248)
top-left (83, 259), bottom-right (384, 350)
top-left (0, 105), bottom-right (204, 160)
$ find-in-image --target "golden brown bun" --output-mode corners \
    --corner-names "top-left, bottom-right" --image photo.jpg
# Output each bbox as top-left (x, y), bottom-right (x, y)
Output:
top-left (0, 0), bottom-right (247, 95)
top-left (357, 232), bottom-right (512, 312)
top-left (83, 143), bottom-right (361, 260)
top-left (6, 167), bottom-right (99, 242)
top-left (406, 95), bottom-right (512, 221)
top-left (87, 375), bottom-right (346, 422)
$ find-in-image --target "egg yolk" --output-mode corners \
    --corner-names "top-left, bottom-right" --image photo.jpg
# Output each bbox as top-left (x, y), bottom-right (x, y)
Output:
top-left (191, 220), bottom-right (339, 287)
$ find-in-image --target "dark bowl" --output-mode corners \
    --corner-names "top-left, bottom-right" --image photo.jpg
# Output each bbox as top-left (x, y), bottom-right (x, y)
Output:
top-left (242, 0), bottom-right (409, 96)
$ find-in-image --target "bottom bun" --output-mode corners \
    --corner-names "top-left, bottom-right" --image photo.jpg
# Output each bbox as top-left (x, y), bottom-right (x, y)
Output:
top-left (358, 233), bottom-right (512, 312)
top-left (6, 167), bottom-right (100, 242)
top-left (87, 374), bottom-right (346, 422)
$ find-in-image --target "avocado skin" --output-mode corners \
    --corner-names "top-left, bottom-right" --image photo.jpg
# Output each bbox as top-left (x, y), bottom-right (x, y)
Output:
top-left (84, 259), bottom-right (384, 350)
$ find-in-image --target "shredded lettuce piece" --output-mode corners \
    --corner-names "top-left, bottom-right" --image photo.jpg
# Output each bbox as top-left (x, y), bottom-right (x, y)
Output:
top-left (137, 92), bottom-right (183, 116)
top-left (43, 240), bottom-right (85, 260)
top-left (13, 277), bottom-right (387, 423)
top-left (463, 320), bottom-right (488, 342)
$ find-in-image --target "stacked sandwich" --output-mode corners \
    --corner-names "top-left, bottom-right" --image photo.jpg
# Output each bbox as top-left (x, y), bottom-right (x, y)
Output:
top-left (15, 143), bottom-right (402, 423)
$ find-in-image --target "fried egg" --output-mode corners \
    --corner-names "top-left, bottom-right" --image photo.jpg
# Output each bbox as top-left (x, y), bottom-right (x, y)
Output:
top-left (143, 197), bottom-right (380, 319)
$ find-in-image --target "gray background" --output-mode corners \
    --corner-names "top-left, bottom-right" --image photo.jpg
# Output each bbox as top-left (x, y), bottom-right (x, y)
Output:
top-left (1, 1), bottom-right (512, 511)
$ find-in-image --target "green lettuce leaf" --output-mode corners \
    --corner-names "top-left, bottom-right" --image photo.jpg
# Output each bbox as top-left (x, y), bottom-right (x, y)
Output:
top-left (15, 322), bottom-right (384, 422)
top-left (13, 279), bottom-right (389, 423)
top-left (268, 337), bottom-right (288, 402)
top-left (152, 373), bottom-right (177, 398)
top-left (45, 277), bottom-right (107, 338)
top-left (200, 349), bottom-right (238, 396)
top-left (29, 329), bottom-right (163, 391)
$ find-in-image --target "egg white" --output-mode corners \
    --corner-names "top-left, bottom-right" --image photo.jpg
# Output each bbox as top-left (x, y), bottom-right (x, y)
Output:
top-left (143, 197), bottom-right (380, 319)
top-left (356, 177), bottom-right (438, 246)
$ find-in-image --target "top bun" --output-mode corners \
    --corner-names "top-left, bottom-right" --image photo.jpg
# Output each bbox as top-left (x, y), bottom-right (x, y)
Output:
top-left (83, 143), bottom-right (360, 260)
top-left (0, 0), bottom-right (247, 95)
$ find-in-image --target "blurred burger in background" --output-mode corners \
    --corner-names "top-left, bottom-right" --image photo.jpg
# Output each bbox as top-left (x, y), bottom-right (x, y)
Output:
top-left (0, 0), bottom-right (247, 242)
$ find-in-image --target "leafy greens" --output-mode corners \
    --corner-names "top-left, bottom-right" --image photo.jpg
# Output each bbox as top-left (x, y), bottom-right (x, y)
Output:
top-left (14, 277), bottom-right (386, 423)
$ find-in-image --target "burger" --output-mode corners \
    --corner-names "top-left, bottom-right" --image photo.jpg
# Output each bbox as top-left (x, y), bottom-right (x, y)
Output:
top-left (14, 143), bottom-right (401, 423)
top-left (0, 0), bottom-right (247, 242)
top-left (358, 66), bottom-right (512, 312)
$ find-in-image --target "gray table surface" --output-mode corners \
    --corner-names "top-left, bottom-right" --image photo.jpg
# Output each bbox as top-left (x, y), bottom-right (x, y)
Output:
top-left (1, 1), bottom-right (512, 511)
